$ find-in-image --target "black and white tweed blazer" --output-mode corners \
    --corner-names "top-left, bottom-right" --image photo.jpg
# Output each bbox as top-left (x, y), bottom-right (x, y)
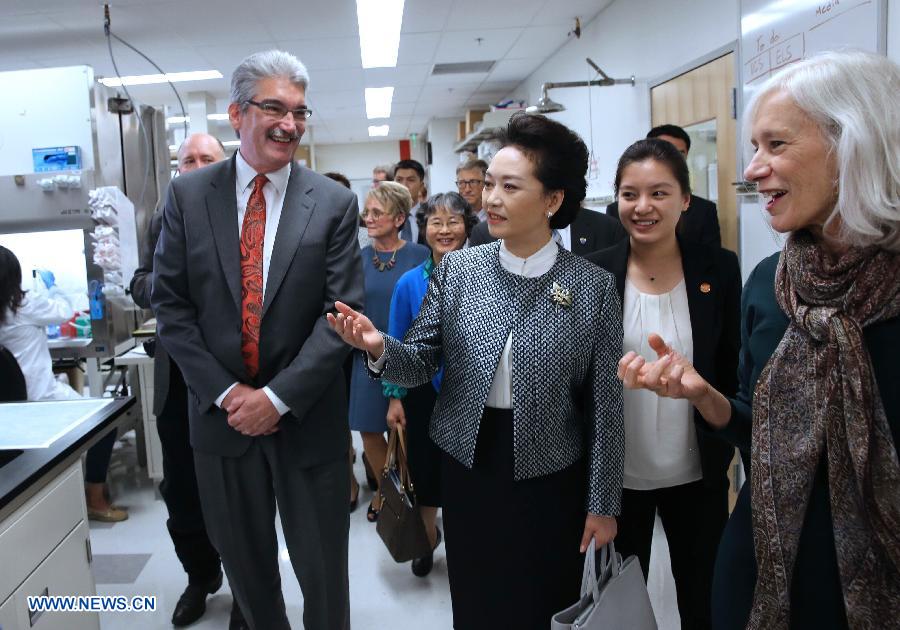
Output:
top-left (379, 241), bottom-right (625, 516)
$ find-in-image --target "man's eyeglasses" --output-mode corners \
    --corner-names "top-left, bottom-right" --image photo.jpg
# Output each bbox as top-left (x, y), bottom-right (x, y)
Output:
top-left (456, 179), bottom-right (484, 189)
top-left (245, 100), bottom-right (313, 121)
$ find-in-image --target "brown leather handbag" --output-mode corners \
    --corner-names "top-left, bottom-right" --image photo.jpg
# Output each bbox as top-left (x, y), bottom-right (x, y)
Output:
top-left (376, 426), bottom-right (432, 562)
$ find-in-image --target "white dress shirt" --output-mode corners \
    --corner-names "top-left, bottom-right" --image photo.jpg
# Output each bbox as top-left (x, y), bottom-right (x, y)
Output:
top-left (215, 151), bottom-right (292, 415)
top-left (552, 226), bottom-right (572, 252)
top-left (369, 235), bottom-right (558, 410)
top-left (621, 278), bottom-right (701, 489)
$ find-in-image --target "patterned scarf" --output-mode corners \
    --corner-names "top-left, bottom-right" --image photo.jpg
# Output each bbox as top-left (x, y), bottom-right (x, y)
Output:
top-left (749, 230), bottom-right (900, 629)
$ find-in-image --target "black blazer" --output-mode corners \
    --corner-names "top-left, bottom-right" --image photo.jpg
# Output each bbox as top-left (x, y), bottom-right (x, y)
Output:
top-left (587, 238), bottom-right (741, 487)
top-left (469, 207), bottom-right (627, 256)
top-left (607, 194), bottom-right (721, 249)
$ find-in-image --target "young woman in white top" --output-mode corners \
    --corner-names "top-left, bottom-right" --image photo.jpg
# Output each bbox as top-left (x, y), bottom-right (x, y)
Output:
top-left (588, 139), bottom-right (741, 629)
top-left (0, 245), bottom-right (127, 522)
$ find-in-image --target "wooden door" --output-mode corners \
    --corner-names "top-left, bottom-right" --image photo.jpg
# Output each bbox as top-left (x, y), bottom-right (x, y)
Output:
top-left (651, 53), bottom-right (738, 253)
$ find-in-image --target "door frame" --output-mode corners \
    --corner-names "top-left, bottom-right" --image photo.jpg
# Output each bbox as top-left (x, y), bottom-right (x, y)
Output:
top-left (647, 42), bottom-right (742, 254)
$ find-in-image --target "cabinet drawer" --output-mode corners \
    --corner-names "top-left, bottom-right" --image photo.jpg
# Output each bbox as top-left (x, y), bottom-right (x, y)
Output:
top-left (0, 463), bottom-right (85, 601)
top-left (12, 521), bottom-right (98, 630)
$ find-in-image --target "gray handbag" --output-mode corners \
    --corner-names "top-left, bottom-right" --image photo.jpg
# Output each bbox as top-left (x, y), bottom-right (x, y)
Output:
top-left (551, 539), bottom-right (658, 630)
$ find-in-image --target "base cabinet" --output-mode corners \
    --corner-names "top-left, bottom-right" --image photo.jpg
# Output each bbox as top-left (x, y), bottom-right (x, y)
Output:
top-left (0, 462), bottom-right (98, 630)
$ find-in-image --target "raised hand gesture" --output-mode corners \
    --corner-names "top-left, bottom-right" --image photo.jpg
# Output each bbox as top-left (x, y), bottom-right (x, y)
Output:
top-left (326, 301), bottom-right (385, 359)
top-left (617, 333), bottom-right (709, 402)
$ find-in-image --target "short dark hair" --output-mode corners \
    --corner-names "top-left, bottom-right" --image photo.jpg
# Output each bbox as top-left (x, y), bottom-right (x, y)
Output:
top-left (614, 138), bottom-right (692, 197)
top-left (323, 171), bottom-right (351, 188)
top-left (456, 159), bottom-right (488, 176)
top-left (0, 246), bottom-right (26, 326)
top-left (393, 159), bottom-right (425, 181)
top-left (646, 124), bottom-right (691, 152)
top-left (495, 112), bottom-right (588, 229)
top-left (418, 192), bottom-right (479, 237)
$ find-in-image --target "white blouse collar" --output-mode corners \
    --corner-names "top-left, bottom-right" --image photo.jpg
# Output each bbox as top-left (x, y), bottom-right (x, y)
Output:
top-left (498, 236), bottom-right (558, 278)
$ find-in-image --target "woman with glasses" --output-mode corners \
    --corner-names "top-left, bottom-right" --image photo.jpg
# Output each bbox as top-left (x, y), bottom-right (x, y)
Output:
top-left (349, 182), bottom-right (429, 522)
top-left (383, 192), bottom-right (478, 577)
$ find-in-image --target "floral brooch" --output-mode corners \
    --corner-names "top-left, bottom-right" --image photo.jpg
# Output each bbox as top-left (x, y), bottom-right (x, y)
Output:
top-left (550, 282), bottom-right (573, 308)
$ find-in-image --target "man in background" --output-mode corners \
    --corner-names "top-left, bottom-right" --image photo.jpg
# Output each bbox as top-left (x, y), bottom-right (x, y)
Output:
top-left (394, 159), bottom-right (427, 244)
top-left (606, 124), bottom-right (721, 248)
top-left (130, 132), bottom-right (239, 627)
top-left (455, 158), bottom-right (488, 221)
top-left (372, 163), bottom-right (393, 187)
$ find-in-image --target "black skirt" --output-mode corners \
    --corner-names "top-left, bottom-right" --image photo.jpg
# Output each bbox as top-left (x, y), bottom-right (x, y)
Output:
top-left (403, 383), bottom-right (442, 507)
top-left (440, 407), bottom-right (586, 630)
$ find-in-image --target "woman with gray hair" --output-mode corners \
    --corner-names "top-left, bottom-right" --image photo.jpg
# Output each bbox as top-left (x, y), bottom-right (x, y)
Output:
top-left (619, 50), bottom-right (900, 629)
top-left (382, 192), bottom-right (477, 576)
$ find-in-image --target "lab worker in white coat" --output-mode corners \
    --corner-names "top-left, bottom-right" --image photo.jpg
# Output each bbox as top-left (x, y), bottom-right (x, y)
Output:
top-left (0, 245), bottom-right (127, 521)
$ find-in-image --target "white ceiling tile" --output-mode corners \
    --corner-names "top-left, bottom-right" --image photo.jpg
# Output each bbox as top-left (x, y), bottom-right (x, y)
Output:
top-left (279, 37), bottom-right (360, 71)
top-left (505, 26), bottom-right (570, 60)
top-left (444, 0), bottom-right (545, 31)
top-left (401, 1), bottom-right (452, 34)
top-left (530, 0), bottom-right (614, 26)
top-left (392, 85), bottom-right (421, 103)
top-left (258, 1), bottom-right (358, 40)
top-left (397, 33), bottom-right (440, 66)
top-left (311, 67), bottom-right (365, 92)
top-left (487, 57), bottom-right (544, 83)
top-left (364, 65), bottom-right (432, 88)
top-left (434, 29), bottom-right (522, 64)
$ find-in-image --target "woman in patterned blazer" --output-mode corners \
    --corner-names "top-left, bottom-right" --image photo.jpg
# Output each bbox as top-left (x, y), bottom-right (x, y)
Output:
top-left (328, 112), bottom-right (625, 630)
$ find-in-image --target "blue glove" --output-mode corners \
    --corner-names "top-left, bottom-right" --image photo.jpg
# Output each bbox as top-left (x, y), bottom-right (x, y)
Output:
top-left (37, 269), bottom-right (56, 289)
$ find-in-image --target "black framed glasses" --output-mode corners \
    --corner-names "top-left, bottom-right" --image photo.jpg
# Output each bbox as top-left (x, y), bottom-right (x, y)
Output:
top-left (245, 99), bottom-right (313, 120)
top-left (456, 179), bottom-right (484, 188)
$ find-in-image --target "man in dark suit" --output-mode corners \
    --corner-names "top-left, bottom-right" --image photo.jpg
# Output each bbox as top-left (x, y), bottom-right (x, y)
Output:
top-left (151, 50), bottom-right (364, 630)
top-left (130, 132), bottom-right (238, 627)
top-left (607, 124), bottom-right (722, 248)
top-left (394, 159), bottom-right (427, 244)
top-left (469, 205), bottom-right (626, 255)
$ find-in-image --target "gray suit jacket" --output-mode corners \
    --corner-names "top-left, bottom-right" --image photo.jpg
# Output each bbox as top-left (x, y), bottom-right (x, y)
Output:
top-left (130, 209), bottom-right (172, 417)
top-left (379, 242), bottom-right (625, 515)
top-left (151, 156), bottom-right (365, 462)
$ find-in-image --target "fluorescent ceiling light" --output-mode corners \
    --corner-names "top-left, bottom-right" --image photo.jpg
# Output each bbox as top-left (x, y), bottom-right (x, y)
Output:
top-left (365, 87), bottom-right (394, 119)
top-left (356, 0), bottom-right (404, 68)
top-left (99, 70), bottom-right (222, 87)
top-left (165, 113), bottom-right (230, 125)
top-left (368, 125), bottom-right (390, 137)
top-left (222, 140), bottom-right (241, 147)
top-left (168, 144), bottom-right (178, 152)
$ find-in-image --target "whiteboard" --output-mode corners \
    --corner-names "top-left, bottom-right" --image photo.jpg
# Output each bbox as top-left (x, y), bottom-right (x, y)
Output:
top-left (737, 0), bottom-right (887, 280)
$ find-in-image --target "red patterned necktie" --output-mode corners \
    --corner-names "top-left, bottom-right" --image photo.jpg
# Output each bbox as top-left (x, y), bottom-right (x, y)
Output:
top-left (240, 174), bottom-right (267, 379)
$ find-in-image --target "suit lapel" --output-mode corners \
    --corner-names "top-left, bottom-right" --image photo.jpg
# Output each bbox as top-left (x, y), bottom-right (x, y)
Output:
top-left (206, 157), bottom-right (242, 311)
top-left (262, 164), bottom-right (315, 318)
top-left (680, 239), bottom-right (716, 371)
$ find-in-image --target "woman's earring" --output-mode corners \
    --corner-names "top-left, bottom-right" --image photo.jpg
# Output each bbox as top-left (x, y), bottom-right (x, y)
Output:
top-left (547, 211), bottom-right (553, 219)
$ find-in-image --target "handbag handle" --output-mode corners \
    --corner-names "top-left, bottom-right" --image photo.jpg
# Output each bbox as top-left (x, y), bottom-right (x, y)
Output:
top-left (384, 426), bottom-right (413, 491)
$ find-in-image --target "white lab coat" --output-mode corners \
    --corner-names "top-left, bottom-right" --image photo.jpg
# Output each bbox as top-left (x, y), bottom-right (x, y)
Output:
top-left (0, 288), bottom-right (82, 401)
